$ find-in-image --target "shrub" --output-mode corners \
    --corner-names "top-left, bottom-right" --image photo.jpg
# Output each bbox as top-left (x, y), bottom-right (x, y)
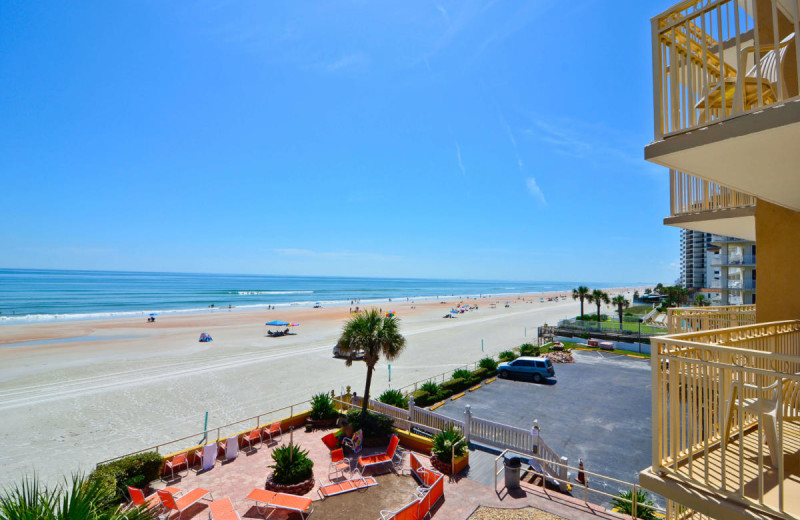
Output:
top-left (610, 489), bottom-right (658, 520)
top-left (310, 392), bottom-right (339, 420)
top-left (269, 444), bottom-right (314, 485)
top-left (519, 343), bottom-right (540, 357)
top-left (410, 389), bottom-right (431, 407)
top-left (478, 357), bottom-right (498, 372)
top-left (432, 424), bottom-right (467, 463)
top-left (88, 451), bottom-right (164, 503)
top-left (378, 389), bottom-right (408, 410)
top-left (345, 409), bottom-right (394, 438)
top-left (452, 368), bottom-right (471, 380)
top-left (498, 350), bottom-right (516, 362)
top-left (579, 333), bottom-right (590, 339)
top-left (550, 343), bottom-right (564, 351)
top-left (471, 367), bottom-right (489, 381)
top-left (441, 377), bottom-right (469, 394)
top-left (420, 381), bottom-right (440, 395)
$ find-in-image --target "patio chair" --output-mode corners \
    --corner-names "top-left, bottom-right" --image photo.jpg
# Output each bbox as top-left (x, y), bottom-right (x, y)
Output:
top-left (245, 489), bottom-right (313, 520)
top-left (263, 422), bottom-right (282, 444)
top-left (380, 497), bottom-right (420, 520)
top-left (242, 428), bottom-right (264, 452)
top-left (341, 429), bottom-right (362, 454)
top-left (156, 487), bottom-right (212, 520)
top-left (317, 476), bottom-right (377, 500)
top-left (219, 437), bottom-right (239, 462)
top-left (328, 448), bottom-right (351, 480)
top-left (193, 444), bottom-right (217, 472)
top-left (357, 434), bottom-right (400, 474)
top-left (321, 432), bottom-right (340, 451)
top-left (127, 485), bottom-right (181, 510)
top-left (164, 452), bottom-right (190, 480)
top-left (208, 497), bottom-right (241, 520)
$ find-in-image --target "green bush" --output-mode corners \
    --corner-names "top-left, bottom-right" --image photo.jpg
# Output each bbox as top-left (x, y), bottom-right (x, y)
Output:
top-left (579, 333), bottom-right (590, 339)
top-left (452, 368), bottom-right (471, 380)
top-left (432, 424), bottom-right (467, 464)
top-left (269, 444), bottom-right (314, 485)
top-left (437, 386), bottom-right (454, 400)
top-left (471, 367), bottom-right (490, 382)
top-left (410, 389), bottom-right (432, 407)
top-left (88, 451), bottom-right (163, 503)
top-left (345, 409), bottom-right (394, 438)
top-left (498, 350), bottom-right (516, 361)
top-left (519, 343), bottom-right (540, 357)
top-left (420, 381), bottom-right (440, 395)
top-left (478, 357), bottom-right (498, 372)
top-left (378, 389), bottom-right (408, 410)
top-left (310, 392), bottom-right (339, 420)
top-left (610, 489), bottom-right (658, 520)
top-left (441, 377), bottom-right (469, 394)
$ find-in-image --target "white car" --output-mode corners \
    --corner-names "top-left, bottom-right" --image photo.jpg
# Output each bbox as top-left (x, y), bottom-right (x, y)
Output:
top-left (333, 344), bottom-right (365, 359)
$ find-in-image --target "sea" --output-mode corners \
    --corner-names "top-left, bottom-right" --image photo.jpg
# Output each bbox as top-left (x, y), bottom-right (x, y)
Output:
top-left (0, 268), bottom-right (631, 324)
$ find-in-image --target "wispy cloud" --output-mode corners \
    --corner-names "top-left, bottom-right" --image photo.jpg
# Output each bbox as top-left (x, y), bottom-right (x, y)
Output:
top-left (321, 52), bottom-right (367, 72)
top-left (499, 111), bottom-right (546, 206)
top-left (525, 177), bottom-right (546, 205)
top-left (436, 5), bottom-right (449, 23)
top-left (455, 141), bottom-right (466, 175)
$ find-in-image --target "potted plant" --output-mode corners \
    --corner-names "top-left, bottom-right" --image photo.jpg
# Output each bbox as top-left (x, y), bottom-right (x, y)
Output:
top-left (265, 444), bottom-right (315, 495)
top-left (308, 392), bottom-right (339, 429)
top-left (430, 424), bottom-right (469, 475)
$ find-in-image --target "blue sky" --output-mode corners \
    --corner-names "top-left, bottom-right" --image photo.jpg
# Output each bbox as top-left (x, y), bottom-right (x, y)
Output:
top-left (0, 1), bottom-right (679, 283)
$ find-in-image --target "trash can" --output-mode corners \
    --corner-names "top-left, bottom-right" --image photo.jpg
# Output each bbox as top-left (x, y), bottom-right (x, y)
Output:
top-left (504, 454), bottom-right (522, 489)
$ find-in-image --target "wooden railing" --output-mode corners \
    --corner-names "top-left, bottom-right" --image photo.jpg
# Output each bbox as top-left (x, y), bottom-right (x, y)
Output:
top-left (652, 321), bottom-right (800, 517)
top-left (666, 304), bottom-right (756, 333)
top-left (669, 170), bottom-right (756, 217)
top-left (653, 0), bottom-right (800, 138)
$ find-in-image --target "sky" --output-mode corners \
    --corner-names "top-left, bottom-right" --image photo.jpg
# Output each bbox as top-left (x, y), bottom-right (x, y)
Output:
top-left (0, 0), bottom-right (681, 284)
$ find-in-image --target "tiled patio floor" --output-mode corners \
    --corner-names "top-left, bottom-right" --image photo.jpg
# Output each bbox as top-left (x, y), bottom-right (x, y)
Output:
top-left (152, 428), bottom-right (626, 520)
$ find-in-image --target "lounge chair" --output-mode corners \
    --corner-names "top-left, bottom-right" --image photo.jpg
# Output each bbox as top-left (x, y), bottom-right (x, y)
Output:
top-left (156, 487), bottom-right (212, 520)
top-left (127, 485), bottom-right (181, 510)
top-left (193, 444), bottom-right (217, 472)
top-left (242, 428), bottom-right (263, 452)
top-left (246, 489), bottom-right (313, 520)
top-left (357, 434), bottom-right (400, 474)
top-left (219, 437), bottom-right (239, 462)
top-left (317, 476), bottom-right (377, 500)
top-left (380, 498), bottom-right (419, 520)
top-left (263, 422), bottom-right (282, 443)
top-left (341, 429), bottom-right (362, 454)
top-left (321, 432), bottom-right (340, 450)
top-left (328, 448), bottom-right (351, 480)
top-left (208, 497), bottom-right (241, 520)
top-left (164, 452), bottom-right (189, 480)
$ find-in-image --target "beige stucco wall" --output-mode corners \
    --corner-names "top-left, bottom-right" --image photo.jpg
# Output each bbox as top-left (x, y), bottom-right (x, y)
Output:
top-left (755, 199), bottom-right (800, 323)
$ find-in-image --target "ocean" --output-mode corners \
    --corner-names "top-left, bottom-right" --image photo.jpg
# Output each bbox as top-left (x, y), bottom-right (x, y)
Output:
top-left (0, 268), bottom-right (627, 324)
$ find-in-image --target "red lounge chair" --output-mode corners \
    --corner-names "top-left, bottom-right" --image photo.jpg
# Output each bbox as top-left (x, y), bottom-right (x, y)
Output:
top-left (317, 476), bottom-right (377, 500)
top-left (263, 422), bottom-right (282, 443)
top-left (321, 432), bottom-right (340, 450)
top-left (380, 498), bottom-right (419, 520)
top-left (357, 434), bottom-right (400, 474)
top-left (242, 428), bottom-right (263, 452)
top-left (246, 489), bottom-right (313, 520)
top-left (157, 487), bottom-right (212, 520)
top-left (127, 486), bottom-right (181, 510)
top-left (164, 453), bottom-right (189, 480)
top-left (208, 497), bottom-right (241, 520)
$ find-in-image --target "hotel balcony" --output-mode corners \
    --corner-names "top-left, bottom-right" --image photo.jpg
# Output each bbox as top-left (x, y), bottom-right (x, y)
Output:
top-left (710, 279), bottom-right (757, 290)
top-left (639, 320), bottom-right (800, 520)
top-left (667, 170), bottom-right (756, 240)
top-left (666, 304), bottom-right (756, 334)
top-left (646, 0), bottom-right (800, 212)
top-left (710, 253), bottom-right (756, 266)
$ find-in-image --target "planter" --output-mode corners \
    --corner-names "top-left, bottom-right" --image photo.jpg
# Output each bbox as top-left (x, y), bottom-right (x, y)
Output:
top-left (264, 474), bottom-right (315, 496)
top-left (307, 417), bottom-right (338, 429)
top-left (430, 452), bottom-right (469, 475)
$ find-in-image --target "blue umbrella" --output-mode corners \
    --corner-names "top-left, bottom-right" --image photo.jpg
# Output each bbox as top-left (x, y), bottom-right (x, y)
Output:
top-left (150, 313), bottom-right (158, 317)
top-left (450, 310), bottom-right (459, 314)
top-left (265, 320), bottom-right (290, 326)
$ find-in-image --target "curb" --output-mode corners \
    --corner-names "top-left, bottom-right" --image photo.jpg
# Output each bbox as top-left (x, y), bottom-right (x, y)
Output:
top-left (451, 392), bottom-right (466, 401)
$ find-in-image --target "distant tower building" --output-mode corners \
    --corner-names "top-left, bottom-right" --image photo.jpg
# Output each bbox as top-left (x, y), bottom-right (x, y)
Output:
top-left (680, 230), bottom-right (711, 290)
top-left (679, 230), bottom-right (756, 305)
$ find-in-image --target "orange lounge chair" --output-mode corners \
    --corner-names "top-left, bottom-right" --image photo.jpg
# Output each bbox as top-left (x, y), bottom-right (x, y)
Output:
top-left (127, 485), bottom-right (181, 510)
top-left (246, 488), bottom-right (313, 520)
top-left (328, 448), bottom-right (351, 480)
top-left (357, 434), bottom-right (400, 474)
top-left (380, 498), bottom-right (419, 520)
top-left (263, 422), bottom-right (282, 443)
top-left (208, 497), bottom-right (241, 520)
top-left (242, 428), bottom-right (263, 452)
top-left (164, 452), bottom-right (190, 480)
top-left (157, 487), bottom-right (212, 520)
top-left (317, 476), bottom-right (377, 500)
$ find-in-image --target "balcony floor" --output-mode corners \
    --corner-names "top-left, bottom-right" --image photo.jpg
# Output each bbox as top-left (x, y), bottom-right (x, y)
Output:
top-left (666, 421), bottom-right (800, 517)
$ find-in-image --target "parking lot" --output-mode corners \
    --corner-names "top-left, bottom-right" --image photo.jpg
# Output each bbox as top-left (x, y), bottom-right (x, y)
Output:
top-left (435, 350), bottom-right (654, 502)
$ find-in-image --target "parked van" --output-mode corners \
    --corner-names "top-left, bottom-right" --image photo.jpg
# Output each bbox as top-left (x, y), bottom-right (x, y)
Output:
top-left (497, 356), bottom-right (555, 383)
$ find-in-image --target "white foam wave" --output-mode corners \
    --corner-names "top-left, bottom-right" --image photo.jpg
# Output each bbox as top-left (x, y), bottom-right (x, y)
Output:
top-left (235, 291), bottom-right (314, 295)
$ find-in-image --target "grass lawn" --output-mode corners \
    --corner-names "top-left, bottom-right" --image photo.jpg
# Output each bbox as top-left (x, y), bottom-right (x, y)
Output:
top-left (572, 319), bottom-right (664, 335)
top-left (559, 340), bottom-right (650, 358)
top-left (624, 305), bottom-right (654, 315)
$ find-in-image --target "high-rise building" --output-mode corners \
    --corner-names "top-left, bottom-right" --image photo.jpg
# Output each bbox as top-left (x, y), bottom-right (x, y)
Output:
top-left (679, 230), bottom-right (756, 306)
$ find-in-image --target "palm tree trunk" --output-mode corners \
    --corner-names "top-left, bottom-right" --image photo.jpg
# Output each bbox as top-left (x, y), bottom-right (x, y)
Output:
top-left (619, 305), bottom-right (623, 330)
top-left (596, 302), bottom-right (601, 323)
top-left (361, 364), bottom-right (374, 415)
top-left (580, 297), bottom-right (584, 317)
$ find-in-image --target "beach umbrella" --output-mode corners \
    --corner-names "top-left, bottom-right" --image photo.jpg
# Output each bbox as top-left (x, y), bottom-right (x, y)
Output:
top-left (289, 322), bottom-right (300, 327)
top-left (450, 310), bottom-right (459, 314)
top-left (265, 320), bottom-right (290, 326)
top-left (385, 311), bottom-right (395, 317)
top-left (150, 313), bottom-right (157, 316)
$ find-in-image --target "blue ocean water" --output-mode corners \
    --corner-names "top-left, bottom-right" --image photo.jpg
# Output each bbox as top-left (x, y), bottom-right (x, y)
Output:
top-left (0, 268), bottom-right (626, 324)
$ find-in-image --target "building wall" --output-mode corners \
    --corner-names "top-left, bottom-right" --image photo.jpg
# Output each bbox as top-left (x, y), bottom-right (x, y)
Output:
top-left (755, 200), bottom-right (800, 322)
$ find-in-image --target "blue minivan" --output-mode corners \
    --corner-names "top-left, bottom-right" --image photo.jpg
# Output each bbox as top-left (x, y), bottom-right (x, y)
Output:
top-left (497, 356), bottom-right (555, 383)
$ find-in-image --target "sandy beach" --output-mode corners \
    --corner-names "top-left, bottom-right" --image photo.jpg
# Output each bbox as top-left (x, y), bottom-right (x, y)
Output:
top-left (0, 287), bottom-right (644, 488)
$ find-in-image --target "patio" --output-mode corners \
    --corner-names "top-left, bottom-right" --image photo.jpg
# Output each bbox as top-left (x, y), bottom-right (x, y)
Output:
top-left (150, 427), bottom-right (628, 520)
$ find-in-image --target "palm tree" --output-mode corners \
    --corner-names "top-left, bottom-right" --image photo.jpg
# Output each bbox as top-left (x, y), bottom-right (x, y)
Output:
top-left (612, 295), bottom-right (630, 329)
top-left (0, 474), bottom-right (157, 520)
top-left (694, 293), bottom-right (710, 307)
top-left (336, 308), bottom-right (406, 415)
top-left (586, 289), bottom-right (610, 323)
top-left (572, 286), bottom-right (590, 318)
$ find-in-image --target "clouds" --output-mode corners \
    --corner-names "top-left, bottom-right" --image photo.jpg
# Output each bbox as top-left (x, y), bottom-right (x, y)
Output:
top-left (455, 142), bottom-right (466, 175)
top-left (525, 177), bottom-right (546, 205)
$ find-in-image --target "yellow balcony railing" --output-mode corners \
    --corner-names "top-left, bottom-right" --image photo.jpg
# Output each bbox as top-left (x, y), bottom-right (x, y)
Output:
top-left (651, 321), bottom-right (800, 518)
top-left (667, 304), bottom-right (756, 333)
top-left (652, 0), bottom-right (800, 138)
top-left (669, 170), bottom-right (756, 218)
